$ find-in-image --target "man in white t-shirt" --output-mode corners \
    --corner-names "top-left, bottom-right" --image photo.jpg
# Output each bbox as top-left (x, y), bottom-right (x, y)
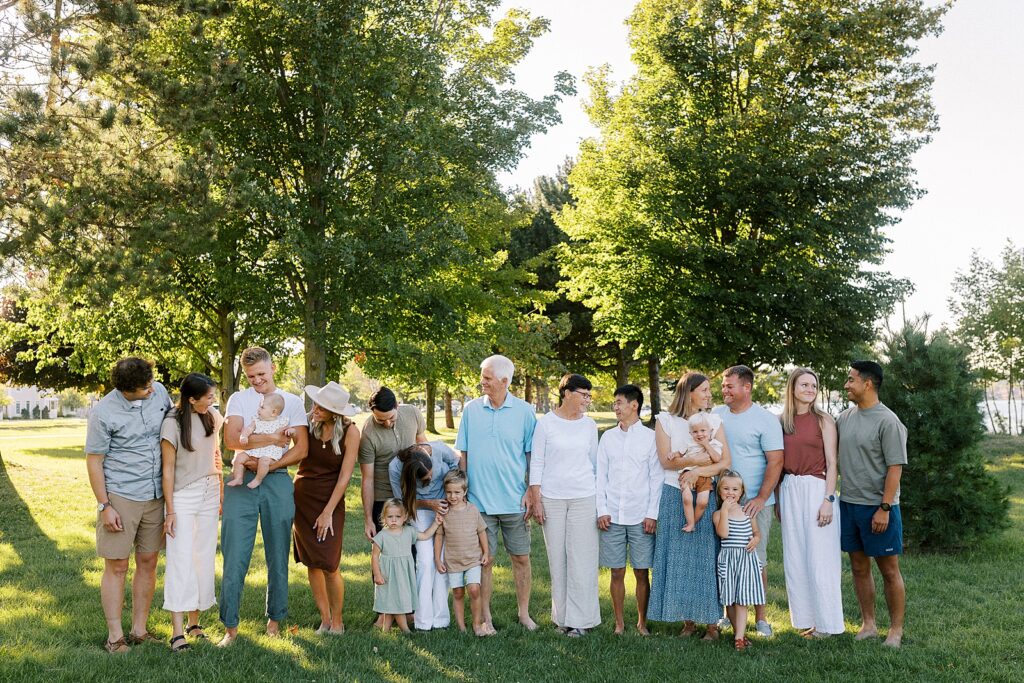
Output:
top-left (217, 347), bottom-right (308, 646)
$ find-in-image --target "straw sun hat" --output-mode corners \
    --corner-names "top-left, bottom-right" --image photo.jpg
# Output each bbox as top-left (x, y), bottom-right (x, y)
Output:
top-left (303, 381), bottom-right (359, 417)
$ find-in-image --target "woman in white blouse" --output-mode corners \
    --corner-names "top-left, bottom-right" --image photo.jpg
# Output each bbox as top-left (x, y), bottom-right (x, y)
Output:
top-left (528, 373), bottom-right (600, 637)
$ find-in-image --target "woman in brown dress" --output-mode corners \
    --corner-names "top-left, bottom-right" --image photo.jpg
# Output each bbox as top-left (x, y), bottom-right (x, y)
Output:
top-left (293, 382), bottom-right (361, 635)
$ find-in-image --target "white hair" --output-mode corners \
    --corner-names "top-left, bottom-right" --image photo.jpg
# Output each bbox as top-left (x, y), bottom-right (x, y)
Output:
top-left (687, 412), bottom-right (712, 430)
top-left (481, 354), bottom-right (514, 384)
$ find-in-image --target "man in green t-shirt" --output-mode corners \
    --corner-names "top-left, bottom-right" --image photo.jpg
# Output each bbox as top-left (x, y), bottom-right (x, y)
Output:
top-left (837, 360), bottom-right (908, 649)
top-left (359, 387), bottom-right (427, 541)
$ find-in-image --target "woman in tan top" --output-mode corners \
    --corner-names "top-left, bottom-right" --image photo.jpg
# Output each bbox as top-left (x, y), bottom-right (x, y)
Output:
top-left (160, 373), bottom-right (223, 651)
top-left (292, 382), bottom-right (360, 635)
top-left (778, 367), bottom-right (844, 638)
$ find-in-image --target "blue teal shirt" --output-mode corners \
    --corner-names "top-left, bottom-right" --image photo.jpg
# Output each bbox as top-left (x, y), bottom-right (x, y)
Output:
top-left (714, 404), bottom-right (784, 505)
top-left (388, 440), bottom-right (460, 501)
top-left (456, 392), bottom-right (537, 515)
top-left (85, 383), bottom-right (173, 502)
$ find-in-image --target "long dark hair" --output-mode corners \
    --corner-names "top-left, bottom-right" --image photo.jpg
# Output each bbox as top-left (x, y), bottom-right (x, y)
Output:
top-left (173, 373), bottom-right (217, 452)
top-left (400, 448), bottom-right (433, 517)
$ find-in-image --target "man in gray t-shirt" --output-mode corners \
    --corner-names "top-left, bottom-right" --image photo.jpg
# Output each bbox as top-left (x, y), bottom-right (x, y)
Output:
top-left (837, 360), bottom-right (908, 649)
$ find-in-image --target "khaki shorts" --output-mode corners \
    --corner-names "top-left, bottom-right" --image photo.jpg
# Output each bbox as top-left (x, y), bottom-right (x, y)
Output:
top-left (481, 512), bottom-right (531, 557)
top-left (753, 504), bottom-right (774, 567)
top-left (96, 493), bottom-right (165, 559)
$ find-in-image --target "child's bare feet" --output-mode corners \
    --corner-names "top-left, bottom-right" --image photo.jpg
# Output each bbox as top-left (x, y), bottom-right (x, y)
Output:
top-left (681, 522), bottom-right (696, 533)
top-left (518, 616), bottom-right (538, 631)
top-left (473, 625), bottom-right (494, 637)
top-left (226, 479), bottom-right (243, 487)
top-left (246, 478), bottom-right (263, 489)
top-left (613, 622), bottom-right (625, 635)
top-left (636, 624), bottom-right (650, 636)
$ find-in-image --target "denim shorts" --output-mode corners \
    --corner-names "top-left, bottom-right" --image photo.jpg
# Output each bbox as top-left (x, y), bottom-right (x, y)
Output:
top-left (447, 564), bottom-right (482, 589)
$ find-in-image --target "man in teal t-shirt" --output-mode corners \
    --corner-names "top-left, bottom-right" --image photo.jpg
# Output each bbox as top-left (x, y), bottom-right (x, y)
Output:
top-left (714, 365), bottom-right (784, 638)
top-left (456, 354), bottom-right (537, 634)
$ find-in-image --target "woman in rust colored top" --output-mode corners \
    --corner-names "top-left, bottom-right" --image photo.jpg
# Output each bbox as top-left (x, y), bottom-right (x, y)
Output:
top-left (293, 382), bottom-right (361, 635)
top-left (778, 368), bottom-right (844, 638)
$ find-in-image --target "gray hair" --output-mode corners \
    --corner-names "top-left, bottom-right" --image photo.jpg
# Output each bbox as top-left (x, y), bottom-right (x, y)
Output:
top-left (481, 354), bottom-right (514, 384)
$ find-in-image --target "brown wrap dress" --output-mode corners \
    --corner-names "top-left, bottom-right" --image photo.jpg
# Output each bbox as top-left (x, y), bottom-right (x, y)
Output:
top-left (293, 423), bottom-right (350, 570)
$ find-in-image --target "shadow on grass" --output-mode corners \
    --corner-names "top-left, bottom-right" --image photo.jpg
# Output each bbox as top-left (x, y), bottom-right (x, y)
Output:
top-left (19, 446), bottom-right (84, 460)
top-left (0, 454), bottom-right (95, 644)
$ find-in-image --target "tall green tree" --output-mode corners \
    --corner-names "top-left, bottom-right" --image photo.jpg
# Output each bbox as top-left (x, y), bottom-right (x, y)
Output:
top-left (950, 242), bottom-right (1024, 435)
top-left (559, 0), bottom-right (940, 372)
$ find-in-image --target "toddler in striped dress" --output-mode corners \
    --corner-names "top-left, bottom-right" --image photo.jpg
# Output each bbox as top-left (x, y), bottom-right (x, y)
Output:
top-left (713, 470), bottom-right (765, 651)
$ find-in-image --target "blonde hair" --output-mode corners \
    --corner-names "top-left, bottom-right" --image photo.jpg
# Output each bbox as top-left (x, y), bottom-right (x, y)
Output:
top-left (443, 468), bottom-right (468, 492)
top-left (308, 409), bottom-right (350, 454)
top-left (240, 347), bottom-right (272, 366)
top-left (378, 498), bottom-right (410, 527)
top-left (666, 372), bottom-right (712, 418)
top-left (261, 393), bottom-right (285, 414)
top-left (781, 367), bottom-right (829, 434)
top-left (687, 412), bottom-right (713, 431)
top-left (716, 469), bottom-right (746, 502)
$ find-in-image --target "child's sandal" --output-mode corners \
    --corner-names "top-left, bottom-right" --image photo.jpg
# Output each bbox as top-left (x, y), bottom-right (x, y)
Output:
top-left (186, 624), bottom-right (207, 640)
top-left (735, 637), bottom-right (749, 651)
top-left (170, 635), bottom-right (191, 652)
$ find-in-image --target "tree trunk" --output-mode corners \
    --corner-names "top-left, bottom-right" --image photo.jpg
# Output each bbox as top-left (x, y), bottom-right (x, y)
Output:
top-left (217, 309), bottom-right (238, 408)
top-left (46, 0), bottom-right (62, 113)
top-left (524, 375), bottom-right (533, 404)
top-left (444, 389), bottom-right (454, 429)
top-left (647, 355), bottom-right (662, 421)
top-left (303, 293), bottom-right (328, 388)
top-left (425, 379), bottom-right (437, 434)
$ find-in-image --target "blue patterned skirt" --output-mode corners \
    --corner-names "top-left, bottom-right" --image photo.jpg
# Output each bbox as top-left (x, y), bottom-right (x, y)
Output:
top-left (647, 484), bottom-right (722, 624)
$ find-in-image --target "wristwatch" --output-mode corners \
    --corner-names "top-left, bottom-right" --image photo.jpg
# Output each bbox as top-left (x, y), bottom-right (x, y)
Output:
top-left (98, 501), bottom-right (110, 512)
top-left (825, 494), bottom-right (836, 503)
top-left (879, 502), bottom-right (892, 512)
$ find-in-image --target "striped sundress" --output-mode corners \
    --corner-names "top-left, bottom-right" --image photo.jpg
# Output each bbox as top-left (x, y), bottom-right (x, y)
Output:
top-left (717, 515), bottom-right (766, 606)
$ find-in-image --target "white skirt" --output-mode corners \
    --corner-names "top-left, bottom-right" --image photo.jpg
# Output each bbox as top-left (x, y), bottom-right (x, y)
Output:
top-left (779, 475), bottom-right (844, 634)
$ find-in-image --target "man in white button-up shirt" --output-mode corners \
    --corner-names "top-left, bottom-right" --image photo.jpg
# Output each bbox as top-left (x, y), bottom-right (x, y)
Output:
top-left (596, 384), bottom-right (662, 635)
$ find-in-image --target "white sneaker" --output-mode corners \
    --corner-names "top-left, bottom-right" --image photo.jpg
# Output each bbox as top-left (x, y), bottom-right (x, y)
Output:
top-left (717, 616), bottom-right (731, 631)
top-left (754, 620), bottom-right (773, 637)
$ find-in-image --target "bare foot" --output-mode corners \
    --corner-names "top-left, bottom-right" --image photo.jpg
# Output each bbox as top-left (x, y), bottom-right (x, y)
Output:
top-left (226, 479), bottom-right (243, 487)
top-left (701, 625), bottom-right (720, 641)
top-left (519, 616), bottom-right (538, 631)
top-left (484, 624), bottom-right (497, 636)
top-left (855, 625), bottom-right (879, 641)
top-left (613, 623), bottom-right (625, 635)
top-left (680, 623), bottom-right (697, 638)
top-left (457, 624), bottom-right (467, 633)
top-left (217, 632), bottom-right (237, 648)
top-left (266, 620), bottom-right (280, 637)
top-left (883, 631), bottom-right (903, 648)
top-left (473, 625), bottom-right (495, 637)
top-left (682, 523), bottom-right (695, 533)
top-left (637, 624), bottom-right (650, 636)
top-left (247, 478), bottom-right (263, 490)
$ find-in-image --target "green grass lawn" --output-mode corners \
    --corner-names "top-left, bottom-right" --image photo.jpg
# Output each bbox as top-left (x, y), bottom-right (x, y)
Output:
top-left (1, 417), bottom-right (1022, 682)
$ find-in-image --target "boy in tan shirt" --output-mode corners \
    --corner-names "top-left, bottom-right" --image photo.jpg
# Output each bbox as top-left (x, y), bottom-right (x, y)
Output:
top-left (434, 470), bottom-right (492, 636)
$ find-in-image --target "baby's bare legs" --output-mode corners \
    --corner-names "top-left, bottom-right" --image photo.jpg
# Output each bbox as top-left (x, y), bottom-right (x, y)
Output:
top-left (227, 454), bottom-right (249, 486)
top-left (693, 489), bottom-right (710, 526)
top-left (247, 456), bottom-right (270, 489)
top-left (378, 613), bottom-right (393, 631)
top-left (681, 486), bottom-right (697, 532)
top-left (394, 613), bottom-right (411, 633)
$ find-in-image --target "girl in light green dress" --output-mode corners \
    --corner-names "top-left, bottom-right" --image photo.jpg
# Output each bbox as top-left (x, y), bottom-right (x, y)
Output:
top-left (372, 498), bottom-right (443, 632)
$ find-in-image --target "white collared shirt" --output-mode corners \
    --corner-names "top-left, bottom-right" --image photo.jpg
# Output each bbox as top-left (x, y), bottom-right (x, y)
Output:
top-left (596, 419), bottom-right (661, 525)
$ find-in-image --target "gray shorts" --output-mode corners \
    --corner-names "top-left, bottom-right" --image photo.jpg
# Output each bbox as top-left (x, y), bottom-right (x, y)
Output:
top-left (481, 512), bottom-right (532, 557)
top-left (753, 504), bottom-right (774, 567)
top-left (599, 522), bottom-right (655, 569)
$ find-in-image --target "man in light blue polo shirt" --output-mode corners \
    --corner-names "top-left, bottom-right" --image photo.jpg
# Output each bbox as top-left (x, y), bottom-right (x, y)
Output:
top-left (85, 357), bottom-right (172, 652)
top-left (456, 354), bottom-right (537, 633)
top-left (715, 364), bottom-right (784, 638)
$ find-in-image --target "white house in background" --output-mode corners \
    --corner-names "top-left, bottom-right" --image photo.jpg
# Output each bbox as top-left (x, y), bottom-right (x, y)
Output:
top-left (2, 386), bottom-right (60, 419)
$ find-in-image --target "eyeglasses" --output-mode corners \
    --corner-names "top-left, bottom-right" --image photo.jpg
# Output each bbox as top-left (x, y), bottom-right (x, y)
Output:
top-left (573, 390), bottom-right (593, 401)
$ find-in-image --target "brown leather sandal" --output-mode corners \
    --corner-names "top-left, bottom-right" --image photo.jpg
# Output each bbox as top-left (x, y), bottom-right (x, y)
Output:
top-left (104, 637), bottom-right (129, 653)
top-left (126, 631), bottom-right (160, 645)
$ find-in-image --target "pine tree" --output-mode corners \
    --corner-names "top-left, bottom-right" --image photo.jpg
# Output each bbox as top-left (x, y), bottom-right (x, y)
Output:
top-left (881, 321), bottom-right (1010, 551)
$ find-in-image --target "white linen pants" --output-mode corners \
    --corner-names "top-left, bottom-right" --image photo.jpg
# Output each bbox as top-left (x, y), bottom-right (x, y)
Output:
top-left (780, 475), bottom-right (845, 634)
top-left (413, 508), bottom-right (450, 630)
top-left (541, 495), bottom-right (601, 629)
top-left (163, 474), bottom-right (220, 612)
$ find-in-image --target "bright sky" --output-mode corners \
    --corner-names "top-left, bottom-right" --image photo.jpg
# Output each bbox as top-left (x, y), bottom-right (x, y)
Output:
top-left (498, 0), bottom-right (1023, 330)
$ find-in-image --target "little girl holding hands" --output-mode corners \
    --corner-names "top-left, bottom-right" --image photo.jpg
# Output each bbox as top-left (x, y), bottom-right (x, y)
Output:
top-left (372, 498), bottom-right (443, 633)
top-left (713, 470), bottom-right (765, 651)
